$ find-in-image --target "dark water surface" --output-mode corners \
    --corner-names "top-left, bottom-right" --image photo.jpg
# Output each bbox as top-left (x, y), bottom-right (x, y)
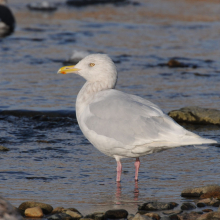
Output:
top-left (0, 0), bottom-right (220, 215)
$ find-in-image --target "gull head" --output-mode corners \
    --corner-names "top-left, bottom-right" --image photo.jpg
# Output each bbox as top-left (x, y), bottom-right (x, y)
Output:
top-left (58, 54), bottom-right (118, 86)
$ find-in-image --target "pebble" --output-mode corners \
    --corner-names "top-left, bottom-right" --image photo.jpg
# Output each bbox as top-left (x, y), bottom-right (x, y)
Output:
top-left (132, 213), bottom-right (152, 220)
top-left (138, 201), bottom-right (178, 211)
top-left (197, 198), bottom-right (211, 207)
top-left (0, 145), bottom-right (9, 151)
top-left (201, 198), bottom-right (220, 207)
top-left (85, 212), bottom-right (105, 220)
top-left (50, 207), bottom-right (82, 219)
top-left (144, 212), bottom-right (160, 220)
top-left (180, 202), bottom-right (196, 210)
top-left (24, 207), bottom-right (44, 218)
top-left (47, 213), bottom-right (74, 220)
top-left (104, 209), bottom-right (128, 219)
top-left (18, 201), bottom-right (53, 214)
top-left (65, 208), bottom-right (82, 215)
top-left (197, 211), bottom-right (220, 220)
top-left (162, 210), bottom-right (183, 215)
top-left (167, 59), bottom-right (187, 68)
top-left (202, 209), bottom-right (213, 212)
top-left (127, 214), bottom-right (135, 220)
top-left (65, 210), bottom-right (82, 218)
top-left (4, 183), bottom-right (220, 220)
top-left (177, 211), bottom-right (201, 220)
top-left (159, 59), bottom-right (197, 68)
top-left (51, 207), bottom-right (65, 214)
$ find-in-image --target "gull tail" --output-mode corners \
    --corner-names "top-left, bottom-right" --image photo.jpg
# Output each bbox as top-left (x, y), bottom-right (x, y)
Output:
top-left (131, 136), bottom-right (217, 155)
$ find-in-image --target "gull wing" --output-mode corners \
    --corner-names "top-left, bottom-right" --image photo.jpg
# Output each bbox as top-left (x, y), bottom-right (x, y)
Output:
top-left (84, 89), bottom-right (191, 147)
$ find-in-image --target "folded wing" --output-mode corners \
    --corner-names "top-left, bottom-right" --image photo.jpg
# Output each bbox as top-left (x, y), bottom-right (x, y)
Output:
top-left (83, 89), bottom-right (215, 150)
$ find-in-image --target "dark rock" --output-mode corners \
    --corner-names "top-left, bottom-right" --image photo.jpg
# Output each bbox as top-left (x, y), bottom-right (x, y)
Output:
top-left (138, 201), bottom-right (178, 211)
top-left (0, 196), bottom-right (23, 220)
top-left (168, 106), bottom-right (220, 125)
top-left (197, 202), bottom-right (206, 208)
top-left (180, 202), bottom-right (196, 210)
top-left (194, 72), bottom-right (210, 77)
top-left (181, 185), bottom-right (220, 198)
top-left (18, 201), bottom-right (53, 214)
top-left (47, 213), bottom-right (74, 220)
top-left (104, 209), bottom-right (128, 219)
top-left (160, 217), bottom-right (171, 220)
top-left (159, 59), bottom-right (198, 69)
top-left (177, 211), bottom-right (201, 220)
top-left (168, 216), bottom-right (179, 220)
top-left (167, 59), bottom-right (187, 68)
top-left (0, 145), bottom-right (9, 151)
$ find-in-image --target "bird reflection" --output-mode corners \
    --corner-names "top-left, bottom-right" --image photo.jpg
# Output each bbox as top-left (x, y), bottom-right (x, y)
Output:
top-left (115, 182), bottom-right (122, 204)
top-left (115, 181), bottom-right (139, 204)
top-left (134, 181), bottom-right (139, 201)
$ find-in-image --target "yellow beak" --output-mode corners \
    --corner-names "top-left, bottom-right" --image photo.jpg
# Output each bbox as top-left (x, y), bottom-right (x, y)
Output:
top-left (57, 65), bottom-right (80, 74)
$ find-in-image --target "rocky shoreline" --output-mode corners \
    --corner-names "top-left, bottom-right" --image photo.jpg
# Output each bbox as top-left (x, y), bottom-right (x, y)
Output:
top-left (168, 106), bottom-right (220, 125)
top-left (1, 185), bottom-right (220, 220)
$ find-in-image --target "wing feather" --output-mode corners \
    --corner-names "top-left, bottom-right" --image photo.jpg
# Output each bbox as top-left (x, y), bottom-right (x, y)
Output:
top-left (84, 90), bottom-right (188, 146)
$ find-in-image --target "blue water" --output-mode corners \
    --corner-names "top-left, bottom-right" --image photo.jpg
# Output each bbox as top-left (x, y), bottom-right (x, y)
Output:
top-left (0, 0), bottom-right (220, 215)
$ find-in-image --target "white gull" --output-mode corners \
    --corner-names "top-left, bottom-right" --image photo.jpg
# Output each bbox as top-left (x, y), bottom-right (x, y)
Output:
top-left (58, 54), bottom-right (217, 182)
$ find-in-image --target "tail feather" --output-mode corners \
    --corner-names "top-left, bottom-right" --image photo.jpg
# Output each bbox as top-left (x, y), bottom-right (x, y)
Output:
top-left (181, 135), bottom-right (217, 146)
top-left (131, 137), bottom-right (217, 155)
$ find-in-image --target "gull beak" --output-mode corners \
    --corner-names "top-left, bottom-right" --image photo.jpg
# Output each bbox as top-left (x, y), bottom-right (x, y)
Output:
top-left (57, 65), bottom-right (80, 74)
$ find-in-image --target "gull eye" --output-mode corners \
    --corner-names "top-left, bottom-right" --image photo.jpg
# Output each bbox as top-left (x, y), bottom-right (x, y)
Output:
top-left (89, 63), bottom-right (95, 67)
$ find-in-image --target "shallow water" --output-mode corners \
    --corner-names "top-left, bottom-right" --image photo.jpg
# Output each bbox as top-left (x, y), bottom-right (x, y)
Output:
top-left (0, 0), bottom-right (220, 215)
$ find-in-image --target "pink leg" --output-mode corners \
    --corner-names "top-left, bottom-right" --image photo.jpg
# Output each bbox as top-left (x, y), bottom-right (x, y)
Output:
top-left (116, 161), bottom-right (122, 182)
top-left (134, 157), bottom-right (140, 181)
